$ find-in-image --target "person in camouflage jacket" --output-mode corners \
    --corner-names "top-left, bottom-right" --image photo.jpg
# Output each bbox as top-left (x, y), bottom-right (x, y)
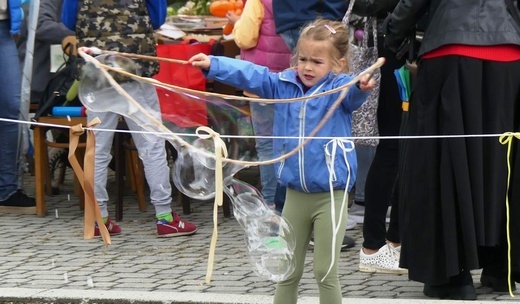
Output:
top-left (61, 0), bottom-right (198, 237)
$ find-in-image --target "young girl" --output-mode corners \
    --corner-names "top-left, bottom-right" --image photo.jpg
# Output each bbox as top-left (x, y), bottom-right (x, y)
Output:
top-left (190, 19), bottom-right (375, 303)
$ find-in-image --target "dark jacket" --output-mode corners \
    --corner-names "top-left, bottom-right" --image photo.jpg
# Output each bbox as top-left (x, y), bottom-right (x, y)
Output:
top-left (32, 0), bottom-right (74, 93)
top-left (350, 0), bottom-right (399, 36)
top-left (273, 0), bottom-right (347, 34)
top-left (384, 0), bottom-right (520, 57)
top-left (351, 0), bottom-right (398, 19)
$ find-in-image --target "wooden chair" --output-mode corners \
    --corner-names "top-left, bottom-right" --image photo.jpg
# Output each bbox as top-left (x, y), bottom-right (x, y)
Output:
top-left (33, 117), bottom-right (87, 216)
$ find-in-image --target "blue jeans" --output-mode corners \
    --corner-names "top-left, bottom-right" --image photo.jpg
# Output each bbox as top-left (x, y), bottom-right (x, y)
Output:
top-left (279, 28), bottom-right (302, 52)
top-left (250, 102), bottom-right (276, 205)
top-left (274, 27), bottom-right (303, 211)
top-left (0, 20), bottom-right (22, 201)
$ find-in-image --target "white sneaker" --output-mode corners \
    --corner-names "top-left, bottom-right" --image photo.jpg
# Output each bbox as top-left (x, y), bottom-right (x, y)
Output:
top-left (346, 214), bottom-right (357, 230)
top-left (359, 243), bottom-right (408, 274)
top-left (348, 203), bottom-right (365, 224)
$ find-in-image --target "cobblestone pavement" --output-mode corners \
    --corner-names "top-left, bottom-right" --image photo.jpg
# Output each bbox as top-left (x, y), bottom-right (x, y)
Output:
top-left (0, 169), bottom-right (518, 303)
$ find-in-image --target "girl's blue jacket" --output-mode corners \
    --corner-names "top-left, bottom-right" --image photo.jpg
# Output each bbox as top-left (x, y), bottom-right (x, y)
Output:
top-left (205, 56), bottom-right (369, 193)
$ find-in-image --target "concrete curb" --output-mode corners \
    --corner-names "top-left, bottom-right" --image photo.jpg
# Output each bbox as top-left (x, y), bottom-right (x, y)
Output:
top-left (0, 288), bottom-right (515, 304)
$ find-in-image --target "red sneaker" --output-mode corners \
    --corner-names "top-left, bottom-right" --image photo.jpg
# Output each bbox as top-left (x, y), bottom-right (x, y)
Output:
top-left (94, 217), bottom-right (121, 237)
top-left (156, 212), bottom-right (197, 237)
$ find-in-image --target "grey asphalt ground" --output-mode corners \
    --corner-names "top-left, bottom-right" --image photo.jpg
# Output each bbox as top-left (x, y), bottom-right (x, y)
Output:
top-left (1, 165), bottom-right (518, 304)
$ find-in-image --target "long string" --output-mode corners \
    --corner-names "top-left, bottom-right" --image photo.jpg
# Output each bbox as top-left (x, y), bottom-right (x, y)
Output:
top-left (498, 132), bottom-right (520, 297)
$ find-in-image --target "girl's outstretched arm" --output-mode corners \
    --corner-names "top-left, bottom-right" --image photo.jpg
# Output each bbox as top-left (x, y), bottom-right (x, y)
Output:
top-left (189, 55), bottom-right (279, 99)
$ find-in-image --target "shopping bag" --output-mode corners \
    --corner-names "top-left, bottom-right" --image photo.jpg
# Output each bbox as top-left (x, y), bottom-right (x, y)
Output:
top-left (154, 39), bottom-right (215, 128)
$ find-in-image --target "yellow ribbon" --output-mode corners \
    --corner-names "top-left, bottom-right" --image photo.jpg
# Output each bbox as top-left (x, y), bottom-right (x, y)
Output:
top-left (195, 126), bottom-right (228, 284)
top-left (498, 132), bottom-right (520, 297)
top-left (68, 117), bottom-right (112, 247)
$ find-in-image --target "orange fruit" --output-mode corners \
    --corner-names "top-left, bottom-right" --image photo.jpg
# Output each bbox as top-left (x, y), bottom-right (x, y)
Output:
top-left (223, 22), bottom-right (234, 35)
top-left (209, 1), bottom-right (235, 17)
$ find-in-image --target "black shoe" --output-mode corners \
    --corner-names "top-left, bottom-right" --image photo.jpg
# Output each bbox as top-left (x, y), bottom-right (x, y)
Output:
top-left (481, 273), bottom-right (517, 292)
top-left (309, 235), bottom-right (356, 251)
top-left (423, 283), bottom-right (477, 300)
top-left (423, 270), bottom-right (477, 300)
top-left (341, 235), bottom-right (356, 251)
top-left (0, 189), bottom-right (36, 214)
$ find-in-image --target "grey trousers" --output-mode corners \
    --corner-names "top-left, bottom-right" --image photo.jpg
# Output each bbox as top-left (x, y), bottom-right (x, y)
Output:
top-left (87, 82), bottom-right (172, 218)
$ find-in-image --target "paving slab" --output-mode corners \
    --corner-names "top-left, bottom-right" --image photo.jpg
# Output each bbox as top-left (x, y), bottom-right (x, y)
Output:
top-left (1, 167), bottom-right (518, 303)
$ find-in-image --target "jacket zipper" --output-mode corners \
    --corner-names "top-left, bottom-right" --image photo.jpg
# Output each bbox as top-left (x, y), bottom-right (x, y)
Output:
top-left (299, 83), bottom-right (326, 192)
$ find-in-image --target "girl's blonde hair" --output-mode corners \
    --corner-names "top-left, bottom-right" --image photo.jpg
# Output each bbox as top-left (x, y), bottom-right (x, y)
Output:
top-left (291, 19), bottom-right (350, 73)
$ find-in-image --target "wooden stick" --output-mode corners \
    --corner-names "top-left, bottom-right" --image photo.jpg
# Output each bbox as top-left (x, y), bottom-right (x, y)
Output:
top-left (93, 49), bottom-right (385, 104)
top-left (100, 50), bottom-right (189, 65)
top-left (78, 49), bottom-right (384, 167)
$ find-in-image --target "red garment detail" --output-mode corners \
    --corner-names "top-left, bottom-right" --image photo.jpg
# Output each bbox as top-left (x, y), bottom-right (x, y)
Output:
top-left (422, 44), bottom-right (520, 62)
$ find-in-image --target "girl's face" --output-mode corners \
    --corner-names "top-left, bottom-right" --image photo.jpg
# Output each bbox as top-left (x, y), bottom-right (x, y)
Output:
top-left (296, 38), bottom-right (338, 88)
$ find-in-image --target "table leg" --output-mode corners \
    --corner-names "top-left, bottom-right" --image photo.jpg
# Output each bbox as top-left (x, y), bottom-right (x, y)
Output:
top-left (34, 126), bottom-right (48, 216)
top-left (114, 131), bottom-right (125, 221)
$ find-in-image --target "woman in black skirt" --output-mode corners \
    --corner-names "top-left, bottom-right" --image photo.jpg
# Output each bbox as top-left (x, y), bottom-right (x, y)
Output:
top-left (384, 0), bottom-right (520, 300)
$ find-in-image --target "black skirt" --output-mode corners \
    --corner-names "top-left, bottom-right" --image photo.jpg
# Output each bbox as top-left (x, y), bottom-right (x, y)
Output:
top-left (399, 55), bottom-right (520, 285)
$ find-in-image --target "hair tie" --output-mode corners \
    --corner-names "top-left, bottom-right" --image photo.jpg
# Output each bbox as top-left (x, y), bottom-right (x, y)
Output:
top-left (324, 24), bottom-right (337, 34)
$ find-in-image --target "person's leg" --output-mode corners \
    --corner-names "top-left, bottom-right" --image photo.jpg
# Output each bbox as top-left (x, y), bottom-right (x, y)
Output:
top-left (362, 40), bottom-right (403, 251)
top-left (385, 180), bottom-right (400, 244)
top-left (313, 190), bottom-right (348, 304)
top-left (362, 139), bottom-right (399, 249)
top-left (249, 102), bottom-right (276, 205)
top-left (358, 41), bottom-right (405, 273)
top-left (124, 83), bottom-right (196, 236)
top-left (88, 111), bottom-right (119, 219)
top-left (349, 144), bottom-right (376, 224)
top-left (354, 145), bottom-right (376, 204)
top-left (124, 83), bottom-right (172, 216)
top-left (279, 28), bottom-right (301, 52)
top-left (274, 183), bottom-right (286, 213)
top-left (479, 245), bottom-right (518, 292)
top-left (273, 188), bottom-right (314, 304)
top-left (0, 22), bottom-right (23, 201)
top-left (127, 124), bottom-right (172, 214)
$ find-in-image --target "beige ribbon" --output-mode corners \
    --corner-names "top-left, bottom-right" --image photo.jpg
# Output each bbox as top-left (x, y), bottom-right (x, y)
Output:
top-left (68, 118), bottom-right (111, 246)
top-left (195, 126), bottom-right (228, 284)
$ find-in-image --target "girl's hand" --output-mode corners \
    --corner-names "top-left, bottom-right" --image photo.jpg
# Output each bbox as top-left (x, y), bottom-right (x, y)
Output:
top-left (188, 53), bottom-right (211, 70)
top-left (358, 73), bottom-right (376, 92)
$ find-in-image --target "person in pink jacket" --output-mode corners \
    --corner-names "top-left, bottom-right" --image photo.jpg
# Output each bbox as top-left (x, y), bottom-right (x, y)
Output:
top-left (226, 0), bottom-right (291, 210)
